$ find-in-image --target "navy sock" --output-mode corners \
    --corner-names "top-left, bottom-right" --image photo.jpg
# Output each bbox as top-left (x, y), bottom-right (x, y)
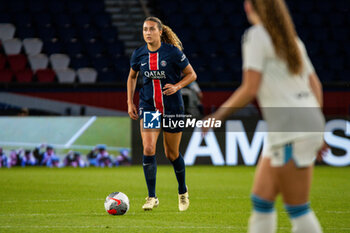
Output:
top-left (171, 153), bottom-right (187, 194)
top-left (143, 155), bottom-right (157, 197)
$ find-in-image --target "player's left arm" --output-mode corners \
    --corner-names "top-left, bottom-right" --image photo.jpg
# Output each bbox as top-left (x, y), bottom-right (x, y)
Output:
top-left (163, 64), bottom-right (197, 96)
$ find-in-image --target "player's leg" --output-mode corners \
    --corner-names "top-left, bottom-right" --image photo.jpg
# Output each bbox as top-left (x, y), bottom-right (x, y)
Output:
top-left (248, 157), bottom-right (279, 233)
top-left (276, 161), bottom-right (322, 233)
top-left (163, 131), bottom-right (189, 211)
top-left (140, 119), bottom-right (161, 210)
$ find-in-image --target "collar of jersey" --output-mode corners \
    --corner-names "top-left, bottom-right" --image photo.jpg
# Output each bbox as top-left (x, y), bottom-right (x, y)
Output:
top-left (147, 42), bottom-right (163, 53)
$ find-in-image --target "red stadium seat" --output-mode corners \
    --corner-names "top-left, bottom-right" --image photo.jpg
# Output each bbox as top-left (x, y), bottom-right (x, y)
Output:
top-left (0, 69), bottom-right (13, 82)
top-left (7, 54), bottom-right (27, 72)
top-left (36, 68), bottom-right (55, 83)
top-left (15, 69), bottom-right (33, 83)
top-left (0, 54), bottom-right (6, 70)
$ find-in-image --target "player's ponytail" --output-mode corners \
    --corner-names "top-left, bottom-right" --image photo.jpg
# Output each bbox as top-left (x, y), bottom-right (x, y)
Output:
top-left (144, 17), bottom-right (183, 51)
top-left (251, 0), bottom-right (303, 75)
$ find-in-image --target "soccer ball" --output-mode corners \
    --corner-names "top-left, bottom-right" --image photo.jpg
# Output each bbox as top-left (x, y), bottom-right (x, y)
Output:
top-left (104, 192), bottom-right (129, 215)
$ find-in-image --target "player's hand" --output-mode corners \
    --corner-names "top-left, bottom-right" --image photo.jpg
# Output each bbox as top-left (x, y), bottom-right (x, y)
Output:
top-left (128, 103), bottom-right (138, 120)
top-left (163, 84), bottom-right (180, 96)
top-left (316, 141), bottom-right (329, 162)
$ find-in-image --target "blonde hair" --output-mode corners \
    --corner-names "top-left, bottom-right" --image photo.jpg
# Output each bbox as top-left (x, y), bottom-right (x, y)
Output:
top-left (251, 0), bottom-right (303, 75)
top-left (144, 16), bottom-right (183, 51)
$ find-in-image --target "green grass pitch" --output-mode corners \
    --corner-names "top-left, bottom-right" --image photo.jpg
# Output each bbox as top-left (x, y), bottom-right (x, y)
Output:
top-left (0, 166), bottom-right (349, 233)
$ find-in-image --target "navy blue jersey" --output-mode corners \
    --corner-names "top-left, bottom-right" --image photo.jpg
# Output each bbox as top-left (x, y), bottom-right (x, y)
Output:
top-left (130, 43), bottom-right (189, 115)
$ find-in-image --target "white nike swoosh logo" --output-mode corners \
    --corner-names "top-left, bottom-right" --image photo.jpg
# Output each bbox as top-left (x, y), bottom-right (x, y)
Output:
top-left (143, 163), bottom-right (152, 166)
top-left (141, 63), bottom-right (147, 66)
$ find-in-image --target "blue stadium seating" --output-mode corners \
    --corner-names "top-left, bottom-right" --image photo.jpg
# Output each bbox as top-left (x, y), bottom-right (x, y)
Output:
top-left (156, 0), bottom-right (349, 83)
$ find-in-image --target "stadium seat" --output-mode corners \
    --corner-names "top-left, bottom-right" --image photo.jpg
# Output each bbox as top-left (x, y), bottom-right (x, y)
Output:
top-left (37, 27), bottom-right (57, 42)
top-left (92, 56), bottom-right (109, 73)
top-left (65, 41), bottom-right (83, 57)
top-left (7, 54), bottom-right (27, 72)
top-left (44, 40), bottom-right (64, 55)
top-left (188, 14), bottom-right (204, 28)
top-left (53, 14), bottom-right (71, 28)
top-left (86, 41), bottom-right (105, 58)
top-left (197, 71), bottom-right (212, 83)
top-left (219, 1), bottom-right (237, 15)
top-left (106, 42), bottom-right (125, 57)
top-left (200, 1), bottom-right (218, 15)
top-left (86, 1), bottom-right (105, 15)
top-left (100, 27), bottom-right (118, 43)
top-left (307, 14), bottom-right (323, 27)
top-left (14, 14), bottom-right (33, 28)
top-left (329, 57), bottom-right (345, 72)
top-left (73, 14), bottom-right (91, 28)
top-left (159, 2), bottom-right (179, 15)
top-left (316, 1), bottom-right (333, 13)
top-left (98, 70), bottom-right (117, 83)
top-left (0, 69), bottom-right (13, 82)
top-left (182, 2), bottom-right (197, 14)
top-left (50, 53), bottom-right (70, 70)
top-left (36, 68), bottom-right (55, 82)
top-left (58, 27), bottom-right (77, 43)
top-left (77, 67), bottom-right (97, 83)
top-left (78, 27), bottom-right (98, 44)
top-left (93, 14), bottom-right (112, 28)
top-left (0, 24), bottom-right (16, 42)
top-left (16, 26), bottom-right (36, 40)
top-left (28, 54), bottom-right (49, 71)
top-left (208, 14), bottom-right (225, 27)
top-left (67, 1), bottom-right (84, 14)
top-left (23, 38), bottom-right (43, 55)
top-left (0, 54), bottom-right (6, 70)
top-left (167, 15), bottom-right (185, 29)
top-left (28, 0), bottom-right (46, 13)
top-left (15, 68), bottom-right (33, 83)
top-left (70, 56), bottom-right (90, 69)
top-left (8, 1), bottom-right (26, 13)
top-left (194, 29), bottom-right (211, 42)
top-left (34, 13), bottom-right (52, 28)
top-left (0, 13), bottom-right (11, 24)
top-left (56, 68), bottom-right (76, 83)
top-left (214, 28), bottom-right (231, 42)
top-left (113, 56), bottom-right (129, 75)
top-left (176, 28), bottom-right (192, 43)
top-left (48, 1), bottom-right (65, 14)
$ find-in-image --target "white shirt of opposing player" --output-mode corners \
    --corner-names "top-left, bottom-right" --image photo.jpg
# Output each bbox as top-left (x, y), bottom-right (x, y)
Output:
top-left (242, 24), bottom-right (325, 146)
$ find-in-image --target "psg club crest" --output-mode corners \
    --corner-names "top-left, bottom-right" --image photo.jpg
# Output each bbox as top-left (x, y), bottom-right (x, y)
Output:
top-left (160, 60), bottom-right (167, 67)
top-left (143, 111), bottom-right (161, 129)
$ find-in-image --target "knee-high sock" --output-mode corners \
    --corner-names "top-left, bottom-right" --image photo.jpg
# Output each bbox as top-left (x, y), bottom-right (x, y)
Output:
top-left (143, 155), bottom-right (157, 197)
top-left (248, 194), bottom-right (277, 233)
top-left (285, 203), bottom-right (322, 233)
top-left (170, 153), bottom-right (187, 194)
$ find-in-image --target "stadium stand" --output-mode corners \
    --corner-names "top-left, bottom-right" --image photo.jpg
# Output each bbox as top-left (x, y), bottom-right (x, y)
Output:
top-left (0, 0), bottom-right (348, 86)
top-left (152, 0), bottom-right (350, 83)
top-left (0, 0), bottom-right (127, 83)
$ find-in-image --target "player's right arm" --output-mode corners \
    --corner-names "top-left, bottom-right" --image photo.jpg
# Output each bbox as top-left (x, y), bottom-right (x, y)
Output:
top-left (127, 68), bottom-right (139, 120)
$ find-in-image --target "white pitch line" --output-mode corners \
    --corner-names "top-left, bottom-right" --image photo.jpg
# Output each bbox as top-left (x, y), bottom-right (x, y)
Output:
top-left (64, 116), bottom-right (97, 148)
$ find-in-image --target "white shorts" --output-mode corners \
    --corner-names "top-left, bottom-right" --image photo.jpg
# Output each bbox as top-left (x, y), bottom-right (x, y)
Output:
top-left (262, 135), bottom-right (323, 168)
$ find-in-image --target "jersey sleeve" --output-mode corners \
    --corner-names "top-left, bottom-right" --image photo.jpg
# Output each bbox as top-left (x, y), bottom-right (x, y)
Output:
top-left (242, 28), bottom-right (266, 72)
top-left (173, 47), bottom-right (189, 70)
top-left (130, 50), bottom-right (140, 71)
top-left (297, 39), bottom-right (315, 75)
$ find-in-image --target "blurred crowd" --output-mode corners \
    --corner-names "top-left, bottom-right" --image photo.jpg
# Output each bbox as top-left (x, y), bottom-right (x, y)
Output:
top-left (0, 144), bottom-right (131, 168)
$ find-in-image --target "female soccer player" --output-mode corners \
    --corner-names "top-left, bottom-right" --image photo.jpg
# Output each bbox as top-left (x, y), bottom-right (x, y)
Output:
top-left (203, 0), bottom-right (327, 232)
top-left (127, 17), bottom-right (197, 211)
